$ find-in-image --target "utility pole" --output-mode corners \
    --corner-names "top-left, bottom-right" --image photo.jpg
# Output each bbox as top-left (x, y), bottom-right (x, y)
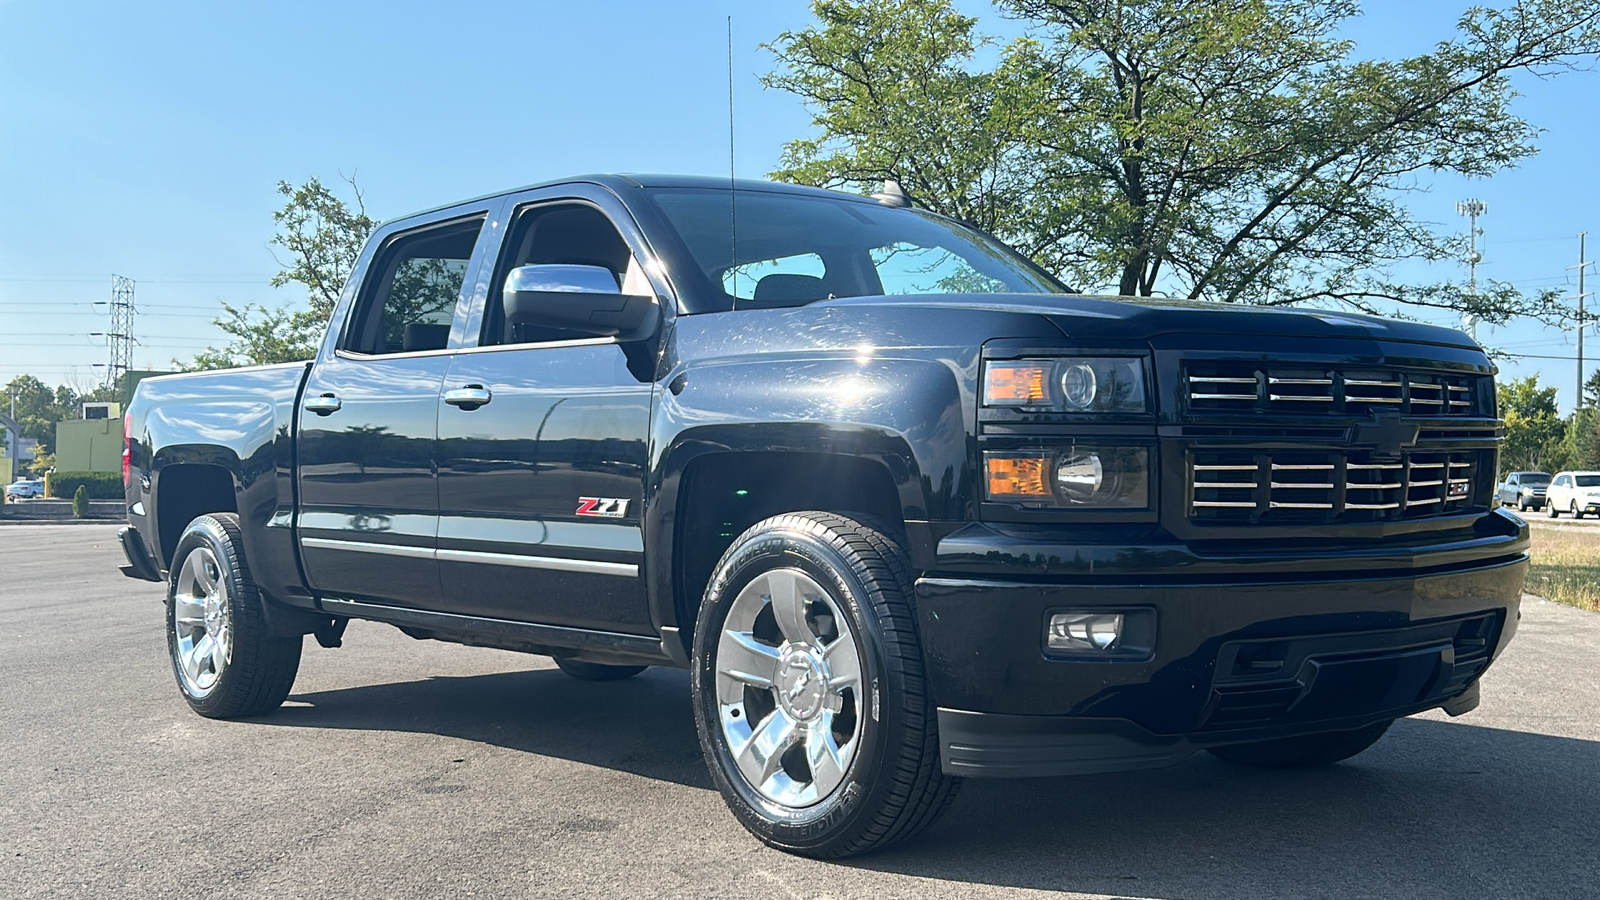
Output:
top-left (1570, 233), bottom-right (1594, 411)
top-left (5, 383), bottom-right (15, 483)
top-left (1457, 200), bottom-right (1487, 342)
top-left (108, 275), bottom-right (135, 391)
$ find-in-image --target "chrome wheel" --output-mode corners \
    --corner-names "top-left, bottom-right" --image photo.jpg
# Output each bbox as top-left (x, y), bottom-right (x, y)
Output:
top-left (172, 546), bottom-right (232, 698)
top-left (714, 567), bottom-right (863, 809)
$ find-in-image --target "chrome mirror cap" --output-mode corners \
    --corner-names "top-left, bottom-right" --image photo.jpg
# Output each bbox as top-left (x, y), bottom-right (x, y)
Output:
top-left (504, 264), bottom-right (619, 295)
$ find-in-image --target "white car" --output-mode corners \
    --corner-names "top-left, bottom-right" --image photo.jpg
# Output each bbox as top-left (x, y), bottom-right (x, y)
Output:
top-left (1546, 471), bottom-right (1600, 518)
top-left (5, 479), bottom-right (44, 499)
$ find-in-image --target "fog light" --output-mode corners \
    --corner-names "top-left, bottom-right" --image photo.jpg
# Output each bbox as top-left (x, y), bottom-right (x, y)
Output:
top-left (1047, 612), bottom-right (1124, 651)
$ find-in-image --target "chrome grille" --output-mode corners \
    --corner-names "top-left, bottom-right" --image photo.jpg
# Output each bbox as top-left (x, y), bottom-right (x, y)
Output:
top-left (1190, 448), bottom-right (1484, 522)
top-left (1187, 365), bottom-right (1478, 416)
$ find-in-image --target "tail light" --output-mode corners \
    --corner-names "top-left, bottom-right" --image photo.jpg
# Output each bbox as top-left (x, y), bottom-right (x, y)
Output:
top-left (122, 412), bottom-right (132, 486)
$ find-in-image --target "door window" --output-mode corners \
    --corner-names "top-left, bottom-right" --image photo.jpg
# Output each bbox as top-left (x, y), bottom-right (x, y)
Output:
top-left (482, 203), bottom-right (650, 346)
top-left (344, 217), bottom-right (484, 355)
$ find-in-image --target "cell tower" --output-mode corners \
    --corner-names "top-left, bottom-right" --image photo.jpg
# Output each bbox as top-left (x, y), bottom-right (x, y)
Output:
top-left (1455, 200), bottom-right (1486, 343)
top-left (108, 275), bottom-right (135, 389)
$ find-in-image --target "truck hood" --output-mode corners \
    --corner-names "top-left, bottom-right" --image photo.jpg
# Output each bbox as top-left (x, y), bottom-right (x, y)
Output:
top-left (819, 293), bottom-right (1479, 350)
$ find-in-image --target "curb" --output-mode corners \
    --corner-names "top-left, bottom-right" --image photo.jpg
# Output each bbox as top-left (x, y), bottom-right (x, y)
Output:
top-left (0, 518), bottom-right (124, 526)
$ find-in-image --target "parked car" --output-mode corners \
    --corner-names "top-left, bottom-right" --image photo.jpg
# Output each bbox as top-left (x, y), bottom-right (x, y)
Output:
top-left (1545, 471), bottom-right (1600, 518)
top-left (1498, 471), bottom-right (1551, 511)
top-left (118, 174), bottom-right (1527, 858)
top-left (5, 479), bottom-right (43, 499)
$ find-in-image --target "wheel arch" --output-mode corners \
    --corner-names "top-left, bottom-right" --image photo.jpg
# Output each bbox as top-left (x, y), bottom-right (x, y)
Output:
top-left (152, 460), bottom-right (239, 570)
top-left (654, 442), bottom-right (911, 657)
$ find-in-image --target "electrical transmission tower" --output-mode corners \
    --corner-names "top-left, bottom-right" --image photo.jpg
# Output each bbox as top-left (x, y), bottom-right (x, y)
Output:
top-left (108, 275), bottom-right (135, 390)
top-left (1456, 199), bottom-right (1486, 342)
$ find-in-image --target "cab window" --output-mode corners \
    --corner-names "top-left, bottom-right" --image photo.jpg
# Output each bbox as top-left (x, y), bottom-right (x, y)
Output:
top-left (722, 253), bottom-right (827, 302)
top-left (345, 216), bottom-right (484, 355)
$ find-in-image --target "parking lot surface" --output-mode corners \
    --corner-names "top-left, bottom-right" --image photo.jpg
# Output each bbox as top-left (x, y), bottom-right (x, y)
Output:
top-left (2, 524), bottom-right (1596, 899)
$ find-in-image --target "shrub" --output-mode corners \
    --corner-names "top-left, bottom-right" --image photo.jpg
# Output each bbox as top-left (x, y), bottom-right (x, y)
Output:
top-left (49, 471), bottom-right (123, 500)
top-left (72, 485), bottom-right (89, 518)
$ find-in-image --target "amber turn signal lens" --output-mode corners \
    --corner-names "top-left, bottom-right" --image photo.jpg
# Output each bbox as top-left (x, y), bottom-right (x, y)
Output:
top-left (986, 455), bottom-right (1052, 498)
top-left (984, 362), bottom-right (1052, 406)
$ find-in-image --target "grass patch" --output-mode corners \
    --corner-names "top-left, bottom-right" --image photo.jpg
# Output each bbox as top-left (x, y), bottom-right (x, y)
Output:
top-left (1526, 526), bottom-right (1600, 612)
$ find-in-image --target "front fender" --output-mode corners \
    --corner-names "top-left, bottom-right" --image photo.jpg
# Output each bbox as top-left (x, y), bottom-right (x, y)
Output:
top-left (646, 353), bottom-right (974, 631)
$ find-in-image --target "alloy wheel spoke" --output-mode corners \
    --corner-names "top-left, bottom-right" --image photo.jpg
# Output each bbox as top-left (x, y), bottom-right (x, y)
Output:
top-left (174, 595), bottom-right (206, 628)
top-left (766, 571), bottom-right (816, 646)
top-left (823, 638), bottom-right (861, 693)
top-left (804, 722), bottom-right (848, 797)
top-left (188, 551), bottom-right (216, 597)
top-left (734, 708), bottom-right (799, 787)
top-left (214, 623), bottom-right (232, 666)
top-left (718, 630), bottom-right (781, 689)
top-left (185, 635), bottom-right (214, 680)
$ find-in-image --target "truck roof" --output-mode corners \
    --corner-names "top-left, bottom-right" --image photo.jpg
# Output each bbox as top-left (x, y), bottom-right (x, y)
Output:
top-left (383, 174), bottom-right (874, 227)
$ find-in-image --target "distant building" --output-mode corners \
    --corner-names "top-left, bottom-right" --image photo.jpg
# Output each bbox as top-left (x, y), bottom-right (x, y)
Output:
top-left (1, 437), bottom-right (41, 482)
top-left (55, 402), bottom-right (122, 473)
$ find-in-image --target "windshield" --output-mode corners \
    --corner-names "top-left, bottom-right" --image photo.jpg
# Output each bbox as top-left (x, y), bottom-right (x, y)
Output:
top-left (1521, 474), bottom-right (1551, 485)
top-left (1576, 475), bottom-right (1600, 487)
top-left (647, 187), bottom-right (1062, 311)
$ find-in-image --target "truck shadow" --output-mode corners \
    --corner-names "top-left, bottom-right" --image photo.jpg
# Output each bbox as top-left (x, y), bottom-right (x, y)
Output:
top-left (265, 668), bottom-right (1599, 898)
top-left (269, 666), bottom-right (714, 789)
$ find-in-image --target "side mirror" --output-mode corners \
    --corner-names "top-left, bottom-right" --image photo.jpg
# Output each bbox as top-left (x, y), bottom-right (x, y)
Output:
top-left (502, 264), bottom-right (658, 341)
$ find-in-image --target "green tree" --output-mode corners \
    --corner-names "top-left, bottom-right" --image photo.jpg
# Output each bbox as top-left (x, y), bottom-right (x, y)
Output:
top-left (71, 484), bottom-right (88, 518)
top-left (1498, 374), bottom-right (1566, 472)
top-left (766, 0), bottom-right (1599, 322)
top-left (1549, 405), bottom-right (1600, 471)
top-left (188, 176), bottom-right (376, 369)
top-left (3, 375), bottom-right (80, 455)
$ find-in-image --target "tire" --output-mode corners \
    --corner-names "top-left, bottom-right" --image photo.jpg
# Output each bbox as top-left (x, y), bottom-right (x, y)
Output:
top-left (553, 658), bottom-right (647, 681)
top-left (1207, 719), bottom-right (1394, 768)
top-left (691, 512), bottom-right (958, 858)
top-left (1574, 502), bottom-right (1585, 520)
top-left (166, 513), bottom-right (302, 718)
top-left (1549, 502), bottom-right (1560, 518)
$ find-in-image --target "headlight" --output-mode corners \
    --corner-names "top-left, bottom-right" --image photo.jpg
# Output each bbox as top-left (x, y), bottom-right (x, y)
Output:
top-left (983, 358), bottom-right (1148, 412)
top-left (985, 446), bottom-right (1150, 508)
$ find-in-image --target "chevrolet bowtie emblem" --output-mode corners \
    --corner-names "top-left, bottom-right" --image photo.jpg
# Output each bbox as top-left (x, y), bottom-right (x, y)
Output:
top-left (1352, 412), bottom-right (1420, 458)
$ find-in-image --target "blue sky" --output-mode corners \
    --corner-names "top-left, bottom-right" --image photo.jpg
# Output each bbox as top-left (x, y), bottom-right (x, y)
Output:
top-left (2, 1), bottom-right (1597, 410)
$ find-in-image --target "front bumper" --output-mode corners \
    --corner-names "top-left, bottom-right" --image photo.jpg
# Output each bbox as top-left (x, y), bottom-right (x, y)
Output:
top-left (917, 553), bottom-right (1526, 778)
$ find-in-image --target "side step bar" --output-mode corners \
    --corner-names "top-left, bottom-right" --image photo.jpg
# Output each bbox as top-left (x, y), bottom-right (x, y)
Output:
top-left (319, 597), bottom-right (677, 667)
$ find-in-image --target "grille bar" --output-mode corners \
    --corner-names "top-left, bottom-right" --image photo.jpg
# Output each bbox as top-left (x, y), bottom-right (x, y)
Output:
top-left (1190, 448), bottom-right (1486, 523)
top-left (1187, 366), bottom-right (1478, 416)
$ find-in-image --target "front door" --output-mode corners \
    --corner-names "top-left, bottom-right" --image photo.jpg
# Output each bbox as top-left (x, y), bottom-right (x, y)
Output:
top-left (297, 212), bottom-right (489, 608)
top-left (434, 196), bottom-right (660, 633)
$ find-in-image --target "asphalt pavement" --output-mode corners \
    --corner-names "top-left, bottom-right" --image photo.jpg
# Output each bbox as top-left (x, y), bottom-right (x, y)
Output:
top-left (1, 524), bottom-right (1596, 899)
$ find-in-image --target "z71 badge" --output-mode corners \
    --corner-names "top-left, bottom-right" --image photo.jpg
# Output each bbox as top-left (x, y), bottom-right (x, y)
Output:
top-left (576, 497), bottom-right (629, 518)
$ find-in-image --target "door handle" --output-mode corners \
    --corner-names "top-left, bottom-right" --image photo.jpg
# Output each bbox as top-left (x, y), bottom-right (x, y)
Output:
top-left (443, 385), bottom-right (492, 410)
top-left (304, 393), bottom-right (342, 415)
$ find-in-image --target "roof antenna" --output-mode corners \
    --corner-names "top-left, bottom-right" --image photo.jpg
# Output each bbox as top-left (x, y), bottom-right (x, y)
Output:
top-left (872, 179), bottom-right (913, 208)
top-left (728, 15), bottom-right (739, 304)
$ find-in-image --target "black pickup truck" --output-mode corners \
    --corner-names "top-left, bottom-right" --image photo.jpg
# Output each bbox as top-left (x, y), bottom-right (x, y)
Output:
top-left (119, 174), bottom-right (1528, 857)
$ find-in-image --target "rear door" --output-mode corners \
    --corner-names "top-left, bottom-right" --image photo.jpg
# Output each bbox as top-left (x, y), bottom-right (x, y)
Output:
top-left (434, 186), bottom-right (667, 633)
top-left (296, 208), bottom-right (495, 608)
